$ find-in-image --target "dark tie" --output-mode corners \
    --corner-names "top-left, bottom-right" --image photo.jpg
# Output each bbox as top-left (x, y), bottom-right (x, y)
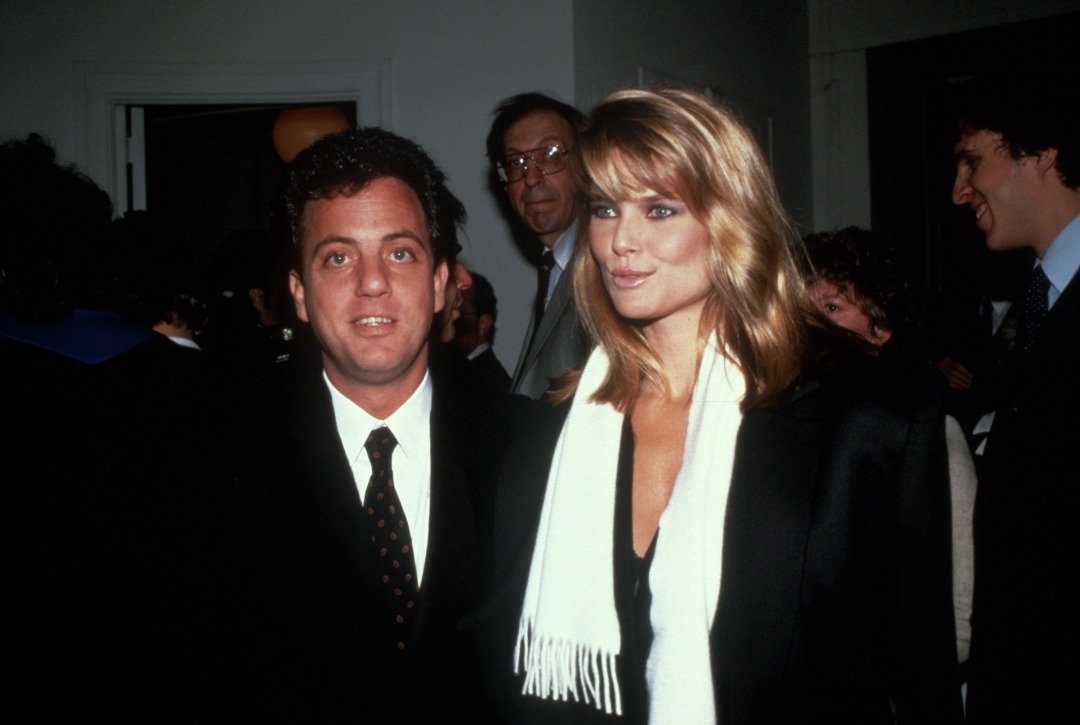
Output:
top-left (526, 250), bottom-right (555, 356)
top-left (1015, 265), bottom-right (1051, 354)
top-left (363, 426), bottom-right (419, 650)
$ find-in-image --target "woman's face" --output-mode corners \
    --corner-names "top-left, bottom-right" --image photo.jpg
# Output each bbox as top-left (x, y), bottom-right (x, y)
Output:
top-left (808, 279), bottom-right (892, 347)
top-left (589, 184), bottom-right (713, 332)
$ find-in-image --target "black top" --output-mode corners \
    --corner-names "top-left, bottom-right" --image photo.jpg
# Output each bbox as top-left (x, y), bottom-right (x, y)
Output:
top-left (612, 416), bottom-right (657, 724)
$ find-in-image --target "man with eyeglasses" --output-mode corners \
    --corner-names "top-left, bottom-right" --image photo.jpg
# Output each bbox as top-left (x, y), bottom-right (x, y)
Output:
top-left (486, 93), bottom-right (591, 398)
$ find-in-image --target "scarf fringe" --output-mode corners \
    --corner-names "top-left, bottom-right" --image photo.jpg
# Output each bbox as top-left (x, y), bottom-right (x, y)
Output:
top-left (515, 618), bottom-right (623, 716)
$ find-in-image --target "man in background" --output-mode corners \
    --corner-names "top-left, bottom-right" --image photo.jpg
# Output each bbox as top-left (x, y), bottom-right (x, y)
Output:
top-left (486, 93), bottom-right (591, 397)
top-left (950, 75), bottom-right (1080, 721)
top-left (455, 271), bottom-right (511, 393)
top-left (1, 134), bottom-right (240, 719)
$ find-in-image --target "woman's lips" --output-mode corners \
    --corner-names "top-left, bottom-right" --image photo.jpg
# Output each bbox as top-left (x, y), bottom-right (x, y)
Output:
top-left (608, 269), bottom-right (652, 289)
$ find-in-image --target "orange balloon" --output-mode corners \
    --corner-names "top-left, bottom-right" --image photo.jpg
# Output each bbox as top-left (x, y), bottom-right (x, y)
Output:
top-left (272, 107), bottom-right (350, 163)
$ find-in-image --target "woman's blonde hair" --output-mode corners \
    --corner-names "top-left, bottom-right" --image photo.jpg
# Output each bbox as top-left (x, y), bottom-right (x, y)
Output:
top-left (559, 86), bottom-right (812, 411)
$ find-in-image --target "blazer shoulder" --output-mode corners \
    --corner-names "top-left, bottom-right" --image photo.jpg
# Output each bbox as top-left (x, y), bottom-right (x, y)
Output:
top-left (795, 331), bottom-right (945, 420)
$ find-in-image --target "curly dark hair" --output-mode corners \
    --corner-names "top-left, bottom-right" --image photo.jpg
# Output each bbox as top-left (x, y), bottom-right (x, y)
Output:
top-left (283, 127), bottom-right (465, 266)
top-left (803, 226), bottom-right (915, 336)
top-left (954, 73), bottom-right (1078, 189)
top-left (485, 93), bottom-right (584, 166)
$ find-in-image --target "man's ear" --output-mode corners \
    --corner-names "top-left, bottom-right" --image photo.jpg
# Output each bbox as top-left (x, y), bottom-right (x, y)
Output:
top-left (1036, 147), bottom-right (1060, 177)
top-left (248, 287), bottom-right (267, 315)
top-left (477, 313), bottom-right (494, 343)
top-left (288, 270), bottom-right (309, 323)
top-left (432, 260), bottom-right (449, 314)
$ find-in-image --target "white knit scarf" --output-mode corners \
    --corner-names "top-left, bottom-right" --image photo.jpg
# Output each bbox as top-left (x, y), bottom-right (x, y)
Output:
top-left (515, 337), bottom-right (744, 721)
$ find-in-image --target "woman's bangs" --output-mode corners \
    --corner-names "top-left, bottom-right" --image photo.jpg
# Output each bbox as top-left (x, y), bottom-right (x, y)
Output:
top-left (584, 134), bottom-right (686, 202)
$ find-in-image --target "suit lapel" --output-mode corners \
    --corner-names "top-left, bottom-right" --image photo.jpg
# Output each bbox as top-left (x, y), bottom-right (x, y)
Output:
top-left (410, 381), bottom-right (478, 644)
top-left (1027, 270), bottom-right (1079, 364)
top-left (513, 262), bottom-right (575, 384)
top-left (279, 376), bottom-right (377, 574)
top-left (1000, 271), bottom-right (1080, 409)
top-left (713, 395), bottom-right (823, 720)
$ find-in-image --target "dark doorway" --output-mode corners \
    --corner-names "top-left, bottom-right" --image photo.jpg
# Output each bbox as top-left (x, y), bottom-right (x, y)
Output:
top-left (139, 101), bottom-right (357, 256)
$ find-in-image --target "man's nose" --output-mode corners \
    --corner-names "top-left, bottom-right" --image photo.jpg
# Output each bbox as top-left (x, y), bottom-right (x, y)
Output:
top-left (454, 263), bottom-right (474, 293)
top-left (356, 258), bottom-right (389, 296)
top-left (522, 160), bottom-right (544, 187)
top-left (952, 167), bottom-right (972, 206)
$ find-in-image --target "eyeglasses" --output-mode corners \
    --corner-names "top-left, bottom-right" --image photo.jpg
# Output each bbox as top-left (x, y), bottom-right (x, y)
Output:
top-left (496, 143), bottom-right (570, 183)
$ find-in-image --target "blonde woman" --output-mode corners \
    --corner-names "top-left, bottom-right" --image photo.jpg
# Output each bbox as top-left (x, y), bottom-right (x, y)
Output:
top-left (478, 88), bottom-right (961, 723)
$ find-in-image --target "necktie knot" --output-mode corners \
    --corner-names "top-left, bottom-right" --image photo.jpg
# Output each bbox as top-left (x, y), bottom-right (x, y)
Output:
top-left (539, 250), bottom-right (554, 273)
top-left (364, 427), bottom-right (398, 467)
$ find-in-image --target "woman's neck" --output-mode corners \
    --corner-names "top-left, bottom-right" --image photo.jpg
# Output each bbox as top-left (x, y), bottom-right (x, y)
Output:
top-left (640, 307), bottom-right (705, 401)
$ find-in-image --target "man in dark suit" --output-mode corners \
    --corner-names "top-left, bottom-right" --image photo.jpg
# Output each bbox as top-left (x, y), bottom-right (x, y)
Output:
top-left (2, 135), bottom-right (251, 719)
top-left (950, 76), bottom-right (1080, 721)
top-left (487, 93), bottom-right (592, 398)
top-left (254, 128), bottom-right (512, 718)
top-left (455, 271), bottom-right (512, 393)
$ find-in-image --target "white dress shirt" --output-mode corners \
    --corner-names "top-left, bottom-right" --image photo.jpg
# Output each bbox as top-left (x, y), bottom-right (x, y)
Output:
top-left (324, 370), bottom-right (433, 585)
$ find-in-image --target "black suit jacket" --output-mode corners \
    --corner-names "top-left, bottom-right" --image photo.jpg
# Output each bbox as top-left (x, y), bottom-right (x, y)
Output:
top-left (249, 362), bottom-right (517, 720)
top-left (967, 270), bottom-right (1080, 722)
top-left (469, 346), bottom-right (512, 394)
top-left (4, 319), bottom-right (247, 719)
top-left (476, 352), bottom-right (962, 723)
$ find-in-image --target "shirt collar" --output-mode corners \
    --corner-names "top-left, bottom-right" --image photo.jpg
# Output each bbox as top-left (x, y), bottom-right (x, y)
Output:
top-left (1039, 212), bottom-right (1080, 295)
top-left (550, 224), bottom-right (577, 273)
top-left (168, 335), bottom-right (201, 351)
top-left (324, 369), bottom-right (433, 468)
top-left (467, 341), bottom-right (491, 361)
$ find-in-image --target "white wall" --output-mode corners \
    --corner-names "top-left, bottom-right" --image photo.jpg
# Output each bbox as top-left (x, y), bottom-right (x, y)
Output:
top-left (573, 0), bottom-right (813, 230)
top-left (808, 0), bottom-right (1078, 231)
top-left (0, 0), bottom-right (575, 367)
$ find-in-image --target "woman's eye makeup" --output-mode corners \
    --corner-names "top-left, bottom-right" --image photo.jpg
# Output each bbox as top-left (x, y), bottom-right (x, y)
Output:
top-left (589, 201), bottom-right (617, 218)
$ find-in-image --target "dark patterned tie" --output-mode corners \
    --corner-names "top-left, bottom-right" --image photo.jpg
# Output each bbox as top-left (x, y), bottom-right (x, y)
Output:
top-left (524, 250), bottom-right (555, 360)
top-left (363, 426), bottom-right (419, 650)
top-left (1016, 265), bottom-right (1051, 354)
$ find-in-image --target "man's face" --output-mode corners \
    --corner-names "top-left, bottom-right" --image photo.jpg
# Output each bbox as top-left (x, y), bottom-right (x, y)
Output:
top-left (289, 176), bottom-right (448, 397)
top-left (952, 129), bottom-right (1044, 253)
top-left (502, 110), bottom-right (578, 248)
top-left (437, 261), bottom-right (473, 344)
top-left (453, 285), bottom-right (482, 356)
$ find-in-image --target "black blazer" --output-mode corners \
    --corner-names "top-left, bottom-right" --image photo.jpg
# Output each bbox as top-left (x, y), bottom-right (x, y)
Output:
top-left (4, 325), bottom-right (246, 719)
top-left (248, 363), bottom-right (517, 720)
top-left (468, 346), bottom-right (513, 394)
top-left (967, 271), bottom-right (1080, 722)
top-left (476, 352), bottom-right (962, 723)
